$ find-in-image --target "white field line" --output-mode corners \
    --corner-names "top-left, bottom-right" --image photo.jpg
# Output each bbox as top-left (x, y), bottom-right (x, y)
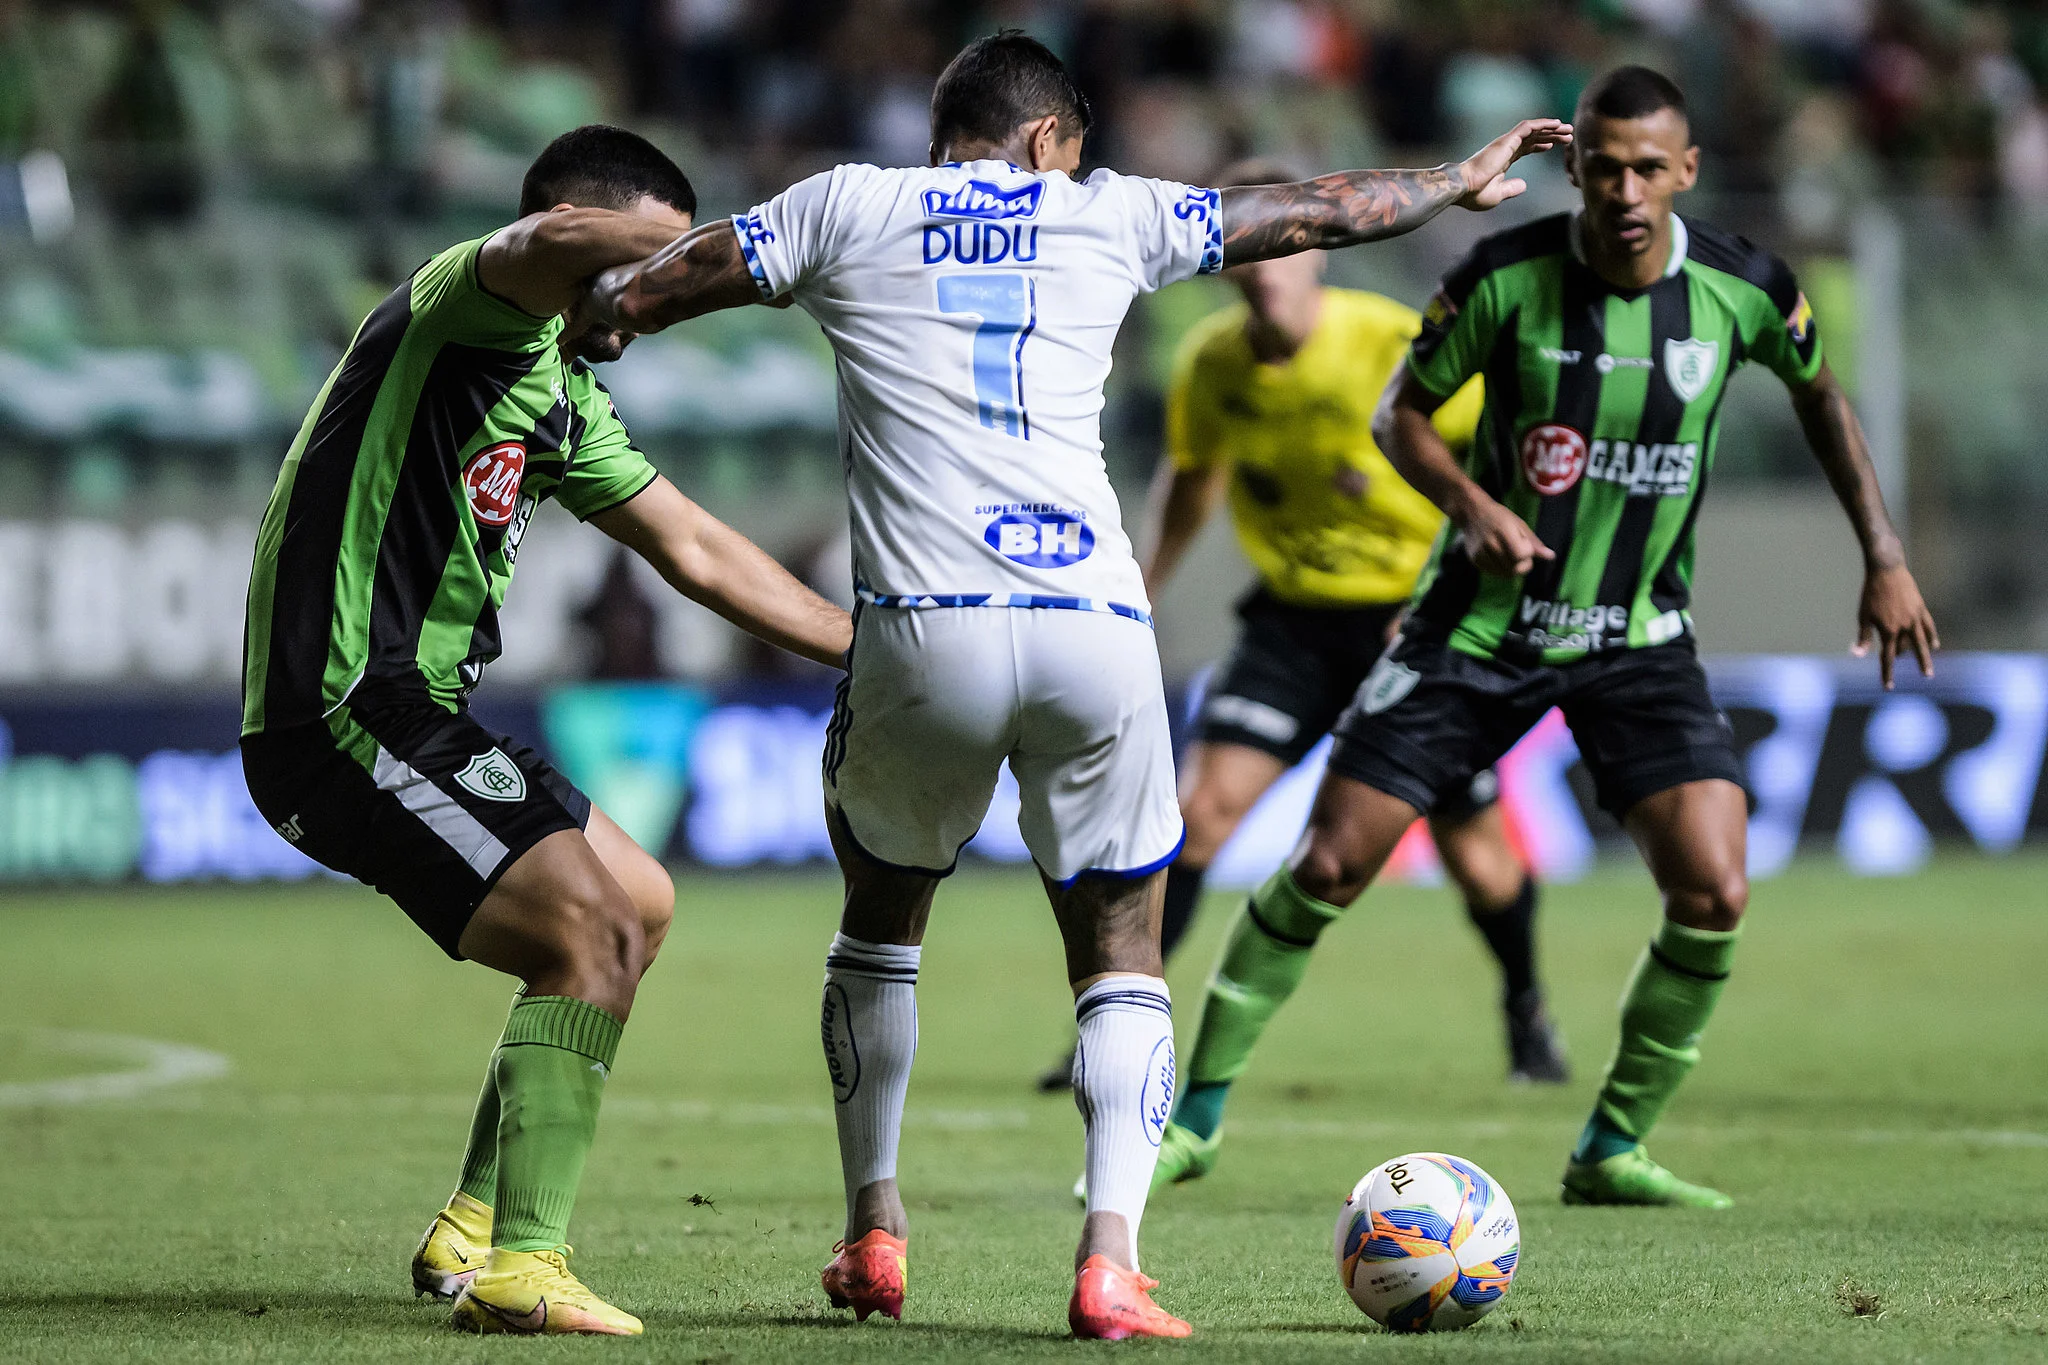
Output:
top-left (0, 1029), bottom-right (230, 1107)
top-left (40, 1085), bottom-right (2047, 1150)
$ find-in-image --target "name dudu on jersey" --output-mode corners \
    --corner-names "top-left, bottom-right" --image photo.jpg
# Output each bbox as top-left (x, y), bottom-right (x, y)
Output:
top-left (734, 159), bottom-right (1222, 615)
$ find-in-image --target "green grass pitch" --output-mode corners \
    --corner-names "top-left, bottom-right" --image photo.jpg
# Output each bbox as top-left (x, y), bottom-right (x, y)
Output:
top-left (2, 854), bottom-right (2045, 1363)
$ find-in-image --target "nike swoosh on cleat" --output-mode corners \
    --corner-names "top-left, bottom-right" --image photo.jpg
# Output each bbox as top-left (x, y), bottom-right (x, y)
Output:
top-left (451, 1247), bottom-right (469, 1265)
top-left (478, 1296), bottom-right (547, 1332)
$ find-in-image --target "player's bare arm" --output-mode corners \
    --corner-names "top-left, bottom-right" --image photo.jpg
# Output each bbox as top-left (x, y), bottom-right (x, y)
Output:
top-left (1787, 361), bottom-right (1939, 687)
top-left (478, 205), bottom-right (695, 319)
top-left (590, 475), bottom-right (852, 669)
top-left (1374, 369), bottom-right (1553, 576)
top-left (1218, 120), bottom-right (1573, 266)
top-left (1139, 461), bottom-right (1228, 596)
top-left (585, 220), bottom-right (763, 333)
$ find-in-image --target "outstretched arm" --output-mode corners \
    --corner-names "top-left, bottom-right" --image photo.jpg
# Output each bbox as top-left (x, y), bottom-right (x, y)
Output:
top-left (590, 475), bottom-right (852, 669)
top-left (585, 220), bottom-right (765, 334)
top-left (1787, 362), bottom-right (1937, 687)
top-left (1219, 119), bottom-right (1572, 266)
top-left (1373, 369), bottom-right (1553, 577)
top-left (476, 209), bottom-right (694, 319)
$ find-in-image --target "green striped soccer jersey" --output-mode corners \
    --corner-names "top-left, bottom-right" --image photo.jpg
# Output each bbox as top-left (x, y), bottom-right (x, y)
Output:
top-left (1405, 212), bottom-right (1823, 664)
top-left (242, 236), bottom-right (659, 735)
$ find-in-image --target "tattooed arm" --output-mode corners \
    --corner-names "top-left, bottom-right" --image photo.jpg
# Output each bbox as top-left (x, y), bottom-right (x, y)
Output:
top-left (585, 220), bottom-right (766, 333)
top-left (1787, 361), bottom-right (1938, 688)
top-left (1219, 119), bottom-right (1572, 266)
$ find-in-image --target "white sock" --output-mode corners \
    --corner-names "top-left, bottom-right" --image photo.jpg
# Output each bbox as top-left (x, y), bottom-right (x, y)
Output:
top-left (821, 933), bottom-right (921, 1227)
top-left (1073, 974), bottom-right (1174, 1271)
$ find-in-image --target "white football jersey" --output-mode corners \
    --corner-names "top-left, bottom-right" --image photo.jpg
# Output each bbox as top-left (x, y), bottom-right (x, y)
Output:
top-left (734, 159), bottom-right (1223, 618)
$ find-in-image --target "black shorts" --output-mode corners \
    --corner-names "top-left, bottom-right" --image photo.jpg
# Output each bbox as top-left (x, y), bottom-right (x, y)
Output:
top-left (241, 702), bottom-right (590, 959)
top-left (1196, 588), bottom-right (1499, 820)
top-left (1328, 632), bottom-right (1746, 820)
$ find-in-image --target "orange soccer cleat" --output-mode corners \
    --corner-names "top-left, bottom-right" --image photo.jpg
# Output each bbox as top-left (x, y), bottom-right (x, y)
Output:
top-left (821, 1229), bottom-right (907, 1322)
top-left (1068, 1254), bottom-right (1192, 1340)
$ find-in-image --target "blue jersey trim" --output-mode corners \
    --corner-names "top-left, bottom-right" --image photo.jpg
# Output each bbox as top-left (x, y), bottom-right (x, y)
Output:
top-left (856, 587), bottom-right (1153, 629)
top-left (1051, 823), bottom-right (1187, 891)
top-left (729, 213), bottom-right (776, 300)
top-left (1195, 188), bottom-right (1224, 275)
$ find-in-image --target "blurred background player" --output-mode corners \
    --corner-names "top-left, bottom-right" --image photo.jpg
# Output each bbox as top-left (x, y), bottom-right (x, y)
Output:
top-left (239, 127), bottom-right (852, 1336)
top-left (1037, 155), bottom-right (1568, 1107)
top-left (1152, 65), bottom-right (1938, 1210)
top-left (588, 30), bottom-right (1567, 1340)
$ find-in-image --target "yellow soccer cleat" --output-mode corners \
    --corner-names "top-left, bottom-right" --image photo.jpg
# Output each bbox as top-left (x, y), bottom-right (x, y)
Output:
top-left (411, 1191), bottom-right (491, 1301)
top-left (450, 1246), bottom-right (643, 1336)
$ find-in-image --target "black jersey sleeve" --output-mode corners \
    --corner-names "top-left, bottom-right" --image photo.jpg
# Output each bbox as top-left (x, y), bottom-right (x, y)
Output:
top-left (1407, 243), bottom-right (1500, 398)
top-left (1684, 217), bottom-right (1823, 385)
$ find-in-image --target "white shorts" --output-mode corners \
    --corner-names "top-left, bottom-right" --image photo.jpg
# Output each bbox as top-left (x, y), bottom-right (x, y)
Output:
top-left (823, 606), bottom-right (1184, 884)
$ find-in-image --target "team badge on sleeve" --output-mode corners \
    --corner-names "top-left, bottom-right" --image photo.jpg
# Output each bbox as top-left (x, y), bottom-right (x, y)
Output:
top-left (1786, 290), bottom-right (1814, 344)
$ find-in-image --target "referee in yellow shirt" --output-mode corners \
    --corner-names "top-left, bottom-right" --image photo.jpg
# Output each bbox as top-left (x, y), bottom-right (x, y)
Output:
top-left (1115, 158), bottom-right (1565, 1087)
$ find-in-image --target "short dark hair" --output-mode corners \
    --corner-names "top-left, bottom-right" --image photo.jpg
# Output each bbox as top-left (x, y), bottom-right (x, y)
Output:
top-left (1212, 155), bottom-right (1311, 189)
top-left (1575, 66), bottom-right (1689, 128)
top-left (930, 30), bottom-right (1091, 156)
top-left (518, 125), bottom-right (697, 220)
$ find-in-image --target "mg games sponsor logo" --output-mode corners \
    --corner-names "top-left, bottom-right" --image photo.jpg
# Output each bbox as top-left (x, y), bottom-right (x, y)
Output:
top-left (455, 748), bottom-right (526, 802)
top-left (923, 222), bottom-right (1040, 264)
top-left (463, 442), bottom-right (526, 527)
top-left (501, 492), bottom-right (538, 564)
top-left (1519, 424), bottom-right (1587, 495)
top-left (1140, 1037), bottom-right (1175, 1146)
top-left (923, 178), bottom-right (1044, 221)
top-left (1518, 598), bottom-right (1629, 651)
top-left (1587, 439), bottom-right (1698, 497)
top-left (983, 506), bottom-right (1094, 567)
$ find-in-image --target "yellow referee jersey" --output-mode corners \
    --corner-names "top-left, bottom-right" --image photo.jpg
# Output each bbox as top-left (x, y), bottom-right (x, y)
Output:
top-left (1166, 287), bottom-right (1483, 608)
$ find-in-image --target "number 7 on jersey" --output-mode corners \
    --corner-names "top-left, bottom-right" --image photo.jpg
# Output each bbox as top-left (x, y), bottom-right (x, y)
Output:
top-left (936, 273), bottom-right (1036, 440)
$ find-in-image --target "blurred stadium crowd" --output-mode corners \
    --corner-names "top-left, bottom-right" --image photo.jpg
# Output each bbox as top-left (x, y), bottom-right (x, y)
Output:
top-left (0, 0), bottom-right (2045, 652)
top-left (8, 1), bottom-right (2048, 212)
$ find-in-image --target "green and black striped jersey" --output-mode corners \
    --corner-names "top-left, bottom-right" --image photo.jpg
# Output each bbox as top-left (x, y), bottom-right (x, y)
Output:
top-left (1404, 212), bottom-right (1823, 664)
top-left (242, 235), bottom-right (659, 736)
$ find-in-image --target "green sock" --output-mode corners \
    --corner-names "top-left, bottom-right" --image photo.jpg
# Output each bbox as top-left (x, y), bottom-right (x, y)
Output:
top-left (453, 990), bottom-right (524, 1206)
top-left (1575, 920), bottom-right (1741, 1164)
top-left (1177, 867), bottom-right (1345, 1140)
top-left (491, 994), bottom-right (623, 1252)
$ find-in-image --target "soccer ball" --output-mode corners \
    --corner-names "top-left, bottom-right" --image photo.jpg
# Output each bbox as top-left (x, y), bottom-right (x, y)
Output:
top-left (1332, 1152), bottom-right (1520, 1332)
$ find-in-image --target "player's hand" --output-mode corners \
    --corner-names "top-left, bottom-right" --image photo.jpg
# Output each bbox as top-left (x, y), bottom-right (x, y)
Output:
top-left (1854, 563), bottom-right (1939, 689)
top-left (1457, 494), bottom-right (1555, 577)
top-left (1457, 120), bottom-right (1574, 211)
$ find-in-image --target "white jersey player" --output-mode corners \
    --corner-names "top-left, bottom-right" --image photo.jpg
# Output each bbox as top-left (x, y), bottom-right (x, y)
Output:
top-left (589, 29), bottom-right (1569, 1340)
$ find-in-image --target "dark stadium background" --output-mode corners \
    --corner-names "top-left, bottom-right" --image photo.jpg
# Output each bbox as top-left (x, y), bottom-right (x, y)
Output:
top-left (1, 0), bottom-right (2045, 885)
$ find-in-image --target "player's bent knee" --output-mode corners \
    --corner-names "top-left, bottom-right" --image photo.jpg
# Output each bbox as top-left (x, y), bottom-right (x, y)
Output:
top-left (549, 872), bottom-right (651, 988)
top-left (1288, 832), bottom-right (1372, 908)
top-left (1664, 867), bottom-right (1748, 932)
top-left (1179, 786), bottom-right (1247, 864)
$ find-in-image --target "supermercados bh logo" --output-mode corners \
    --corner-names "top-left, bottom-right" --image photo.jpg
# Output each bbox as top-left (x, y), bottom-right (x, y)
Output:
top-left (981, 503), bottom-right (1094, 567)
top-left (463, 442), bottom-right (526, 527)
top-left (923, 179), bottom-right (1045, 220)
top-left (1520, 424), bottom-right (1587, 495)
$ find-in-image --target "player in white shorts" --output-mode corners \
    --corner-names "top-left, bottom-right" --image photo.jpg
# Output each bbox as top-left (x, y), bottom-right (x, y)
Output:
top-left (587, 30), bottom-right (1568, 1339)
